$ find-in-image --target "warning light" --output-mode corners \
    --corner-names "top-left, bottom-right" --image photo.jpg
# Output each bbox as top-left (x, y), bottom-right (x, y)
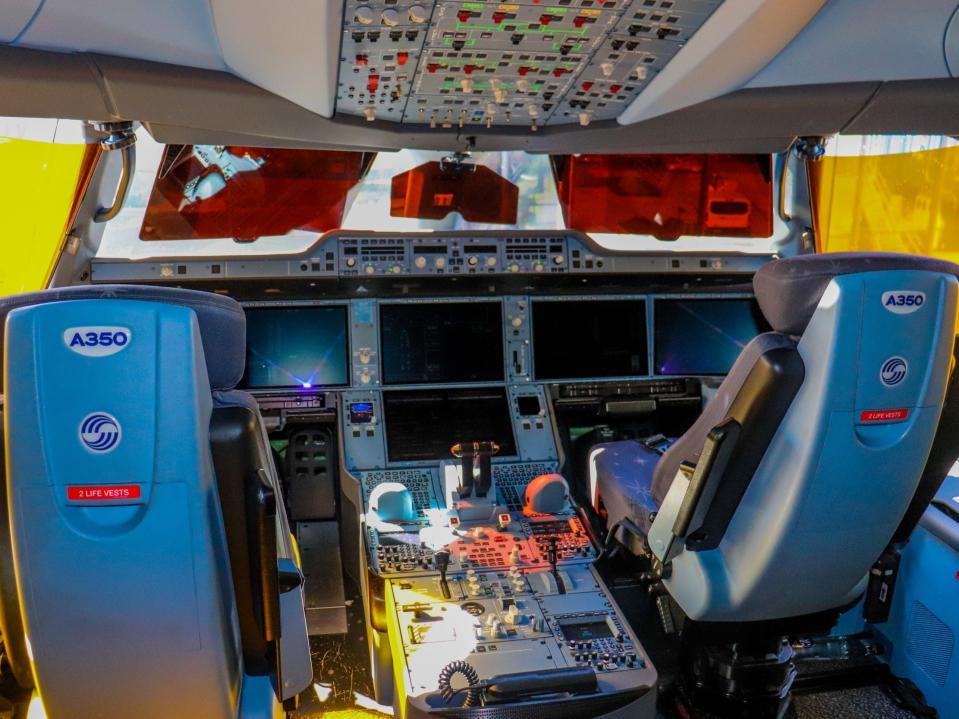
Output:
top-left (573, 16), bottom-right (587, 28)
top-left (427, 63), bottom-right (439, 73)
top-left (302, 382), bottom-right (313, 389)
top-left (582, 81), bottom-right (593, 91)
top-left (609, 83), bottom-right (622, 93)
top-left (367, 74), bottom-right (380, 93)
top-left (397, 51), bottom-right (408, 66)
top-left (457, 9), bottom-right (471, 22)
top-left (355, 54), bottom-right (369, 66)
top-left (493, 11), bottom-right (507, 23)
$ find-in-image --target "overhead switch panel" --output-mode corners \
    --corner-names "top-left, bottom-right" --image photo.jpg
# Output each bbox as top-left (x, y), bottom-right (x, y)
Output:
top-left (338, 0), bottom-right (722, 128)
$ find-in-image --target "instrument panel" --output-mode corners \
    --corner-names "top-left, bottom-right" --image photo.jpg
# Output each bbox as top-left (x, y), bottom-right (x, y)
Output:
top-left (90, 231), bottom-right (769, 284)
top-left (337, 0), bottom-right (724, 128)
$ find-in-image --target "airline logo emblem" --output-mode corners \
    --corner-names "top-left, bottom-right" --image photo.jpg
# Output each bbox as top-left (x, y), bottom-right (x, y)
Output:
top-left (64, 326), bottom-right (131, 357)
top-left (79, 413), bottom-right (122, 453)
top-left (880, 357), bottom-right (908, 387)
top-left (882, 291), bottom-right (925, 314)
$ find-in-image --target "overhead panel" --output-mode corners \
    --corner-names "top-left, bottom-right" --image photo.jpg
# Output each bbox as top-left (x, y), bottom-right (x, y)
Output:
top-left (338, 0), bottom-right (723, 129)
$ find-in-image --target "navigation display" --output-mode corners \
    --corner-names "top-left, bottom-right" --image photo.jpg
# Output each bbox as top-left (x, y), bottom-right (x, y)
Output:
top-left (380, 302), bottom-right (504, 385)
top-left (242, 306), bottom-right (349, 388)
top-left (654, 298), bottom-right (769, 376)
top-left (532, 299), bottom-right (648, 380)
top-left (383, 388), bottom-right (516, 462)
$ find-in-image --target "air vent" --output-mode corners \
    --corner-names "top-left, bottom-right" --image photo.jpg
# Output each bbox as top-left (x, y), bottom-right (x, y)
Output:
top-left (907, 600), bottom-right (954, 686)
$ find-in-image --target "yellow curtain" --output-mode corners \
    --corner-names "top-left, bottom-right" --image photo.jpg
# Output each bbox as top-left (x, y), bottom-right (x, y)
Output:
top-left (810, 144), bottom-right (959, 263)
top-left (0, 137), bottom-right (99, 295)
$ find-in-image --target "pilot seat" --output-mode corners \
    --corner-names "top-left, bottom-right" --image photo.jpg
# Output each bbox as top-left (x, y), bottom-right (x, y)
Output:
top-left (0, 285), bottom-right (312, 719)
top-left (588, 252), bottom-right (959, 715)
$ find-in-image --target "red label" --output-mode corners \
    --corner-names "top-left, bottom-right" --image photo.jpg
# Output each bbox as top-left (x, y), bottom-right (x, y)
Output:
top-left (67, 485), bottom-right (141, 502)
top-left (859, 408), bottom-right (909, 423)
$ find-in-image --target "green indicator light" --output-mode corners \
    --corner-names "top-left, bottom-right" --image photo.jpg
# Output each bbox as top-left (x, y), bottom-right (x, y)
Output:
top-left (463, 1), bottom-right (484, 8)
top-left (547, 6), bottom-right (568, 12)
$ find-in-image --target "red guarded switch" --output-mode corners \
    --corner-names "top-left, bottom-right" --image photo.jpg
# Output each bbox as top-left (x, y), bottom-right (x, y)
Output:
top-left (518, 66), bottom-right (531, 76)
top-left (539, 13), bottom-right (554, 25)
top-left (367, 74), bottom-right (380, 93)
top-left (609, 83), bottom-right (622, 93)
top-left (582, 81), bottom-right (593, 91)
top-left (355, 54), bottom-right (369, 66)
top-left (457, 10), bottom-right (471, 22)
top-left (427, 63), bottom-right (440, 73)
top-left (493, 11), bottom-right (507, 23)
top-left (397, 51), bottom-right (408, 66)
top-left (464, 64), bottom-right (477, 75)
top-left (553, 67), bottom-right (568, 77)
top-left (573, 15), bottom-right (587, 28)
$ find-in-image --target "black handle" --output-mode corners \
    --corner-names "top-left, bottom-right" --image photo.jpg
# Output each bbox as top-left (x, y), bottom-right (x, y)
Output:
top-left (485, 666), bottom-right (598, 700)
top-left (249, 468), bottom-right (281, 643)
top-left (673, 419), bottom-right (739, 538)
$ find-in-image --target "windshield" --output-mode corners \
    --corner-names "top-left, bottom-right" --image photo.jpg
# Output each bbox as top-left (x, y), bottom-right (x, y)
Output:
top-left (96, 129), bottom-right (788, 259)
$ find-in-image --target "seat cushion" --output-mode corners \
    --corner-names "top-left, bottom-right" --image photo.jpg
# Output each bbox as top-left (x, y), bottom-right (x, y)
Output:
top-left (589, 441), bottom-right (662, 535)
top-left (0, 284), bottom-right (245, 391)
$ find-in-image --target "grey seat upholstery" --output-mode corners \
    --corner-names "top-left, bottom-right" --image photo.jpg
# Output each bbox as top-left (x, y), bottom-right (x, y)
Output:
top-left (0, 284), bottom-right (310, 699)
top-left (590, 252), bottom-right (959, 622)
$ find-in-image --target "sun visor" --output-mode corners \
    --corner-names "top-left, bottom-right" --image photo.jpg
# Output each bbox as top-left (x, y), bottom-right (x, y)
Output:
top-left (140, 146), bottom-right (374, 241)
top-left (552, 153), bottom-right (773, 239)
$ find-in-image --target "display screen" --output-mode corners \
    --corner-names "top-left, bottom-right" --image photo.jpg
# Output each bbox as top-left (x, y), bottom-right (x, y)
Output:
top-left (380, 302), bottom-right (504, 385)
top-left (559, 620), bottom-right (613, 642)
top-left (242, 306), bottom-right (349, 388)
top-left (654, 298), bottom-right (769, 376)
top-left (382, 388), bottom-right (516, 462)
top-left (532, 300), bottom-right (648, 380)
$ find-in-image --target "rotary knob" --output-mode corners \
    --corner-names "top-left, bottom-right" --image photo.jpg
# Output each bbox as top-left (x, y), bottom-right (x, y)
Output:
top-left (381, 8), bottom-right (400, 26)
top-left (354, 5), bottom-right (375, 24)
top-left (408, 4), bottom-right (428, 23)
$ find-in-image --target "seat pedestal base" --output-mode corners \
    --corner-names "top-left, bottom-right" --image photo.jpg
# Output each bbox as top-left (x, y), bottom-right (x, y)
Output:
top-left (675, 635), bottom-right (797, 719)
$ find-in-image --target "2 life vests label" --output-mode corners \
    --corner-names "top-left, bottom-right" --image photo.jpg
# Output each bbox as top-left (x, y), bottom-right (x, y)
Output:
top-left (66, 485), bottom-right (142, 503)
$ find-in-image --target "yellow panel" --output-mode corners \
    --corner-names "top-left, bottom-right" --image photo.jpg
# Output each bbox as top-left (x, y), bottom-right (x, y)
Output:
top-left (810, 144), bottom-right (959, 263)
top-left (0, 137), bottom-right (96, 296)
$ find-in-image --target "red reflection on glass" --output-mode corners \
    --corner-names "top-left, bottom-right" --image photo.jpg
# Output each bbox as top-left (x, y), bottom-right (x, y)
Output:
top-left (553, 154), bottom-right (773, 239)
top-left (140, 146), bottom-right (373, 241)
top-left (391, 161), bottom-right (519, 224)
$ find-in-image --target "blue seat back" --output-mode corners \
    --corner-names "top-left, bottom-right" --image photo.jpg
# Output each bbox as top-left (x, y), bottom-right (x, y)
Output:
top-left (4, 299), bottom-right (242, 719)
top-left (650, 261), bottom-right (958, 621)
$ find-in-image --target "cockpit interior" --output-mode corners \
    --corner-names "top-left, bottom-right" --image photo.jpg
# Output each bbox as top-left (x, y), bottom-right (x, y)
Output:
top-left (1, 2), bottom-right (959, 719)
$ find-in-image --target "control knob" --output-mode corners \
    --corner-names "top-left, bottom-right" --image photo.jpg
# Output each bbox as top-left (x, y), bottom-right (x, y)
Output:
top-left (354, 6), bottom-right (375, 24)
top-left (381, 8), bottom-right (400, 26)
top-left (504, 605), bottom-right (521, 625)
top-left (408, 4), bottom-right (428, 23)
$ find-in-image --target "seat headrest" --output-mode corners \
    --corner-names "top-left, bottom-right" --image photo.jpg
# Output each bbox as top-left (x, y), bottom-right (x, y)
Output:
top-left (0, 285), bottom-right (245, 390)
top-left (754, 252), bottom-right (959, 335)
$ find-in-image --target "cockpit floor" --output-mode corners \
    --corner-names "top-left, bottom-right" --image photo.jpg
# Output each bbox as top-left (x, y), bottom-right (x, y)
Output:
top-left (293, 580), bottom-right (386, 718)
top-left (793, 686), bottom-right (920, 719)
